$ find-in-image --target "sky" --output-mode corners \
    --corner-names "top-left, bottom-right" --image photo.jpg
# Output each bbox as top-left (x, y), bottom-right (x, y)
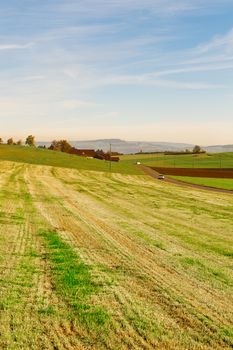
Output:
top-left (0, 0), bottom-right (233, 145)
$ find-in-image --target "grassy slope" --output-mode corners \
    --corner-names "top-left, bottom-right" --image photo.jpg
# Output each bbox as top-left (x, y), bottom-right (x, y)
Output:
top-left (0, 160), bottom-right (233, 349)
top-left (0, 145), bottom-right (142, 175)
top-left (170, 176), bottom-right (233, 190)
top-left (1, 146), bottom-right (232, 175)
top-left (121, 152), bottom-right (233, 169)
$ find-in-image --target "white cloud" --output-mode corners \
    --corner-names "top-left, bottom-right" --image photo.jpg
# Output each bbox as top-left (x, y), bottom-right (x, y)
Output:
top-left (34, 24), bottom-right (117, 43)
top-left (62, 68), bottom-right (225, 90)
top-left (22, 75), bottom-right (45, 81)
top-left (194, 29), bottom-right (233, 55)
top-left (150, 63), bottom-right (233, 77)
top-left (0, 42), bottom-right (34, 50)
top-left (61, 100), bottom-right (95, 110)
top-left (97, 74), bottom-right (224, 89)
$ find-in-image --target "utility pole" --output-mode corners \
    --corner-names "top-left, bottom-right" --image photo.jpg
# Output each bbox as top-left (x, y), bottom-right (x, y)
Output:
top-left (109, 143), bottom-right (112, 173)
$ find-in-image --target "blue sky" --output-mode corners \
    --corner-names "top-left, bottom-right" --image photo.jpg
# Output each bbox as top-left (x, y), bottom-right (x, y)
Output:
top-left (1, 0), bottom-right (233, 144)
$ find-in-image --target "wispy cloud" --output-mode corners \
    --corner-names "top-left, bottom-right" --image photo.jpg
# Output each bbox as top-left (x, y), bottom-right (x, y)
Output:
top-left (194, 28), bottom-right (233, 54)
top-left (61, 99), bottom-right (95, 110)
top-left (0, 0), bottom-right (233, 142)
top-left (22, 75), bottom-right (45, 81)
top-left (150, 63), bottom-right (233, 77)
top-left (82, 73), bottom-right (225, 90)
top-left (0, 42), bottom-right (34, 50)
top-left (58, 0), bottom-right (232, 18)
top-left (33, 24), bottom-right (117, 43)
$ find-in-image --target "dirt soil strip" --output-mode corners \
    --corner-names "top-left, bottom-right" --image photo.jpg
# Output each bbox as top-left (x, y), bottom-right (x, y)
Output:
top-left (139, 165), bottom-right (233, 194)
top-left (150, 167), bottom-right (233, 179)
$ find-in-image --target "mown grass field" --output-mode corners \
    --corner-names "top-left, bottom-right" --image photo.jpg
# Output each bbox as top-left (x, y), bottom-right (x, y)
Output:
top-left (0, 159), bottom-right (233, 349)
top-left (171, 176), bottom-right (233, 191)
top-left (121, 152), bottom-right (233, 169)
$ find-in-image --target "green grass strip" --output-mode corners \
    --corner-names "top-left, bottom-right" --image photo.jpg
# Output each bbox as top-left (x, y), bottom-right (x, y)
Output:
top-left (39, 229), bottom-right (110, 330)
top-left (170, 176), bottom-right (233, 190)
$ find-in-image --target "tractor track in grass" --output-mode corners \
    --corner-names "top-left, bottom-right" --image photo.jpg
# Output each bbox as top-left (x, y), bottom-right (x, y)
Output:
top-left (139, 165), bottom-right (233, 194)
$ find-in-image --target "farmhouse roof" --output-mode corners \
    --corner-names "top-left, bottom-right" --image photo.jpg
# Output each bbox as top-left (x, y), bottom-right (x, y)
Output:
top-left (69, 148), bottom-right (96, 157)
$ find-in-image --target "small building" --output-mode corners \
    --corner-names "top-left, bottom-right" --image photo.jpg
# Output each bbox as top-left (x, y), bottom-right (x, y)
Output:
top-left (68, 148), bottom-right (120, 162)
top-left (110, 156), bottom-right (120, 162)
top-left (103, 153), bottom-right (120, 162)
top-left (69, 148), bottom-right (96, 158)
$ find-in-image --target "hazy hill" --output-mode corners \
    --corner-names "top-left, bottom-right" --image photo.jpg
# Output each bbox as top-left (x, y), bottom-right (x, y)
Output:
top-left (38, 139), bottom-right (195, 153)
top-left (204, 144), bottom-right (233, 153)
top-left (37, 139), bottom-right (233, 154)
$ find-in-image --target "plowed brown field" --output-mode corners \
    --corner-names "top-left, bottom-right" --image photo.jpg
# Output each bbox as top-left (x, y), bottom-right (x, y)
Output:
top-left (0, 161), bottom-right (233, 349)
top-left (151, 167), bottom-right (233, 178)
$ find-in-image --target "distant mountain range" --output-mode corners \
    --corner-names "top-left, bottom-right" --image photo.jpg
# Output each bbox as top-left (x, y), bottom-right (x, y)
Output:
top-left (37, 139), bottom-right (233, 154)
top-left (203, 144), bottom-right (233, 153)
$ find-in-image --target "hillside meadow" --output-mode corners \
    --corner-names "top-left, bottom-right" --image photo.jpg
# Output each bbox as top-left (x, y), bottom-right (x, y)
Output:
top-left (0, 145), bottom-right (142, 175)
top-left (1, 145), bottom-right (232, 176)
top-left (120, 152), bottom-right (233, 169)
top-left (0, 158), bottom-right (233, 349)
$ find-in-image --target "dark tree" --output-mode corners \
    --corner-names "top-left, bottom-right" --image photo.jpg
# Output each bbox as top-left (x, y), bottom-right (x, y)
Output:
top-left (49, 140), bottom-right (71, 153)
top-left (25, 135), bottom-right (35, 147)
top-left (59, 140), bottom-right (72, 153)
top-left (193, 145), bottom-right (201, 154)
top-left (7, 138), bottom-right (14, 145)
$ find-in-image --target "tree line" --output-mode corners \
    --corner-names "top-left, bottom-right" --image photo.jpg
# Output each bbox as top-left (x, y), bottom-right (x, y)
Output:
top-left (0, 135), bottom-right (35, 147)
top-left (0, 136), bottom-right (73, 152)
top-left (1, 136), bottom-right (204, 156)
top-left (164, 145), bottom-right (205, 155)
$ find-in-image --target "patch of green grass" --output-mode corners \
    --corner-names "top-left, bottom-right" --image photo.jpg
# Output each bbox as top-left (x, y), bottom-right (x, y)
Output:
top-left (180, 257), bottom-right (233, 287)
top-left (170, 176), bottom-right (233, 190)
top-left (38, 305), bottom-right (56, 316)
top-left (125, 308), bottom-right (163, 340)
top-left (26, 249), bottom-right (40, 258)
top-left (39, 229), bottom-right (110, 330)
top-left (135, 231), bottom-right (166, 250)
top-left (167, 226), bottom-right (233, 258)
